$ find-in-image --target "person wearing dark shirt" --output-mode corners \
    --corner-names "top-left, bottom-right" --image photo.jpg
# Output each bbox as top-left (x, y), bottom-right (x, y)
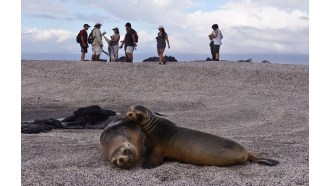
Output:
top-left (120, 22), bottom-right (137, 62)
top-left (80, 24), bottom-right (91, 61)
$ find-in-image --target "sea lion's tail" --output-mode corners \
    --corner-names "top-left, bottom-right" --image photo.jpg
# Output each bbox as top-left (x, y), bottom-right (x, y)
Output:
top-left (247, 153), bottom-right (279, 166)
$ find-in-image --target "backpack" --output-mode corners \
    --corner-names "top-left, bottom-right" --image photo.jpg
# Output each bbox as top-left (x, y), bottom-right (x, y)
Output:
top-left (88, 29), bottom-right (95, 44)
top-left (130, 29), bottom-right (139, 43)
top-left (76, 31), bottom-right (81, 43)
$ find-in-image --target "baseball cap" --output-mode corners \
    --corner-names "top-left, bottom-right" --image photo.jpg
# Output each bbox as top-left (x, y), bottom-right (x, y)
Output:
top-left (125, 22), bottom-right (131, 27)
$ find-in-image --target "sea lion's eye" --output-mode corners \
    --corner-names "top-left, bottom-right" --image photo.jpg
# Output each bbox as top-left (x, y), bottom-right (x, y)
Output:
top-left (123, 149), bottom-right (128, 155)
top-left (119, 158), bottom-right (124, 163)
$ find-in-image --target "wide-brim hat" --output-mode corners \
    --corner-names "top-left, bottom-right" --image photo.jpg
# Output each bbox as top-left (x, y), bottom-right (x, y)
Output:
top-left (112, 27), bottom-right (119, 30)
top-left (158, 25), bottom-right (164, 29)
top-left (95, 23), bottom-right (102, 27)
top-left (84, 24), bottom-right (91, 27)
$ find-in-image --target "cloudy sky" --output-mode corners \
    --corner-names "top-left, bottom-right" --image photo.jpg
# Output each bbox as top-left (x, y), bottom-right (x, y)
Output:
top-left (21, 0), bottom-right (309, 56)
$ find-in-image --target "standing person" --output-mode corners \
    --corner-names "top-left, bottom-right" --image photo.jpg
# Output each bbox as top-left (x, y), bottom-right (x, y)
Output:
top-left (91, 23), bottom-right (104, 61)
top-left (209, 38), bottom-right (214, 60)
top-left (120, 22), bottom-right (137, 62)
top-left (79, 24), bottom-right (91, 61)
top-left (156, 25), bottom-right (170, 65)
top-left (106, 27), bottom-right (120, 62)
top-left (208, 24), bottom-right (223, 61)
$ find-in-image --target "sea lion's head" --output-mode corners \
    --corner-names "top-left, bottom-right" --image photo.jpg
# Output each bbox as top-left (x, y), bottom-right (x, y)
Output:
top-left (125, 105), bottom-right (151, 125)
top-left (110, 143), bottom-right (137, 169)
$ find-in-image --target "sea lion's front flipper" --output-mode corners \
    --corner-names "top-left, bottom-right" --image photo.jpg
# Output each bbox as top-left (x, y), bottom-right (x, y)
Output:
top-left (142, 147), bottom-right (164, 169)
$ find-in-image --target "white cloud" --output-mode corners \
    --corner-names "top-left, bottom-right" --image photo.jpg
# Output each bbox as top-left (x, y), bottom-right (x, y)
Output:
top-left (22, 0), bottom-right (71, 19)
top-left (177, 0), bottom-right (309, 54)
top-left (248, 0), bottom-right (309, 11)
top-left (184, 1), bottom-right (308, 31)
top-left (21, 0), bottom-right (309, 55)
top-left (23, 28), bottom-right (74, 43)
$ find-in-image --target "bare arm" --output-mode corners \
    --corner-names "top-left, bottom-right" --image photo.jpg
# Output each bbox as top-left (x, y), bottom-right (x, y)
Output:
top-left (166, 35), bottom-right (170, 49)
top-left (103, 36), bottom-right (110, 45)
top-left (120, 35), bottom-right (126, 48)
top-left (209, 30), bottom-right (218, 39)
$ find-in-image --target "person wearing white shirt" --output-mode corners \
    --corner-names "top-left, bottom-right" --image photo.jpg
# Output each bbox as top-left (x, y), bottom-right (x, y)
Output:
top-left (91, 23), bottom-right (105, 61)
top-left (208, 24), bottom-right (223, 61)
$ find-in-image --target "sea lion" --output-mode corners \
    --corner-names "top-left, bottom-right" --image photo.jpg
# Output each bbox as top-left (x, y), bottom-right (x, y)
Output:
top-left (125, 105), bottom-right (279, 169)
top-left (100, 118), bottom-right (146, 169)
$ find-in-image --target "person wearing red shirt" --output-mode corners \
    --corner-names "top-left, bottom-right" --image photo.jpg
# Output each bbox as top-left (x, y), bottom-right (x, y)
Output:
top-left (80, 24), bottom-right (91, 61)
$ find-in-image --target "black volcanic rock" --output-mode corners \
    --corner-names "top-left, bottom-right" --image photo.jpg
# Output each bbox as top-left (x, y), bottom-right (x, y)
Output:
top-left (21, 118), bottom-right (63, 134)
top-left (62, 105), bottom-right (116, 127)
top-left (261, 60), bottom-right (271, 64)
top-left (21, 105), bottom-right (117, 133)
top-left (143, 56), bottom-right (159, 62)
top-left (237, 58), bottom-right (253, 63)
top-left (143, 55), bottom-right (177, 62)
top-left (71, 105), bottom-right (116, 123)
top-left (118, 56), bottom-right (127, 62)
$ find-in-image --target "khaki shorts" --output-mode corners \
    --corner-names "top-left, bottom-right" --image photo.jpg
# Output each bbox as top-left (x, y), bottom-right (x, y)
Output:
top-left (125, 46), bottom-right (134, 54)
top-left (92, 45), bottom-right (102, 55)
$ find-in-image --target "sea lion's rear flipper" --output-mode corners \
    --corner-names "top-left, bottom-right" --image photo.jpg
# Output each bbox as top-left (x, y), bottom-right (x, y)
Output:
top-left (253, 159), bottom-right (279, 166)
top-left (248, 153), bottom-right (279, 166)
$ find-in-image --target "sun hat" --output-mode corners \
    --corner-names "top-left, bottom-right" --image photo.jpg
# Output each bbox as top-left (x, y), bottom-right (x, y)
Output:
top-left (94, 23), bottom-right (102, 27)
top-left (83, 24), bottom-right (91, 27)
top-left (158, 25), bottom-right (164, 29)
top-left (112, 27), bottom-right (119, 30)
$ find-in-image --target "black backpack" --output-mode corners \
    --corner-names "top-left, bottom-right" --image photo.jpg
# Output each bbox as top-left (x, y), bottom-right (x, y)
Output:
top-left (88, 29), bottom-right (95, 44)
top-left (130, 29), bottom-right (139, 43)
top-left (76, 31), bottom-right (81, 43)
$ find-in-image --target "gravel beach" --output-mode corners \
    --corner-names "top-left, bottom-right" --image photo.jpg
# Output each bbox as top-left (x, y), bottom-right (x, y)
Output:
top-left (21, 60), bottom-right (309, 185)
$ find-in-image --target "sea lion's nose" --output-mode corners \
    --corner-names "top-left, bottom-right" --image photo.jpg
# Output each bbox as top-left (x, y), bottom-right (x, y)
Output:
top-left (119, 158), bottom-right (124, 163)
top-left (126, 112), bottom-right (133, 119)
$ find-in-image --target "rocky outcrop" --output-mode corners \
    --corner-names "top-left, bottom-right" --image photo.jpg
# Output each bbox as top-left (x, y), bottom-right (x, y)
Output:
top-left (21, 118), bottom-right (63, 134)
top-left (237, 58), bottom-right (253, 63)
top-left (62, 105), bottom-right (116, 124)
top-left (143, 55), bottom-right (177, 62)
top-left (118, 56), bottom-right (127, 62)
top-left (237, 59), bottom-right (271, 63)
top-left (261, 60), bottom-right (271, 64)
top-left (21, 105), bottom-right (116, 134)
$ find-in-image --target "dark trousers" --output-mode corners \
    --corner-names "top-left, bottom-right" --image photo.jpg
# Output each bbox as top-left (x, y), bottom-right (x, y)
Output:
top-left (209, 41), bottom-right (215, 60)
